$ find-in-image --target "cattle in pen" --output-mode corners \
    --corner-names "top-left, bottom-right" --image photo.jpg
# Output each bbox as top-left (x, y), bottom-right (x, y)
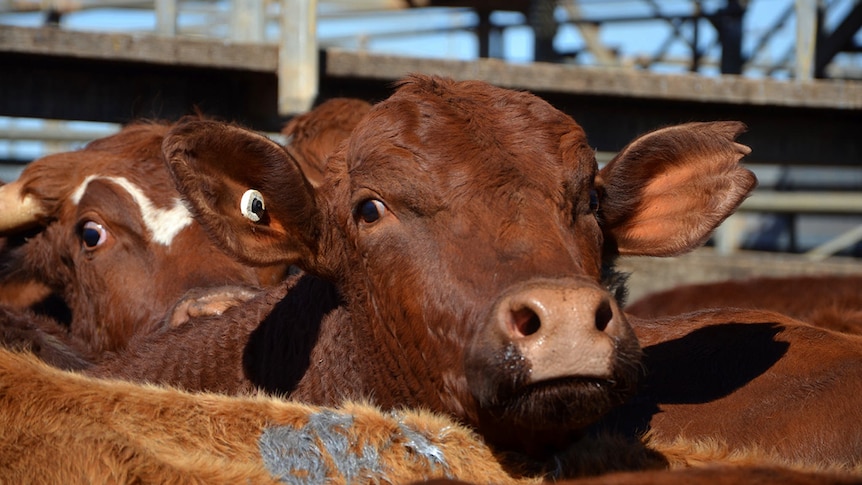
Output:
top-left (0, 98), bottom-right (374, 361)
top-left (0, 121), bottom-right (289, 358)
top-left (86, 75), bottom-right (862, 474)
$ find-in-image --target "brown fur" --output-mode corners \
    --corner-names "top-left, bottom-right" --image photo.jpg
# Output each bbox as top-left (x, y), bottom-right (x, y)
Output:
top-left (281, 97), bottom-right (373, 186)
top-left (598, 309), bottom-right (862, 466)
top-left (1, 95), bottom-right (366, 359)
top-left (423, 465), bottom-right (862, 485)
top-left (99, 75), bottom-right (860, 469)
top-left (0, 348), bottom-right (531, 484)
top-left (0, 121), bottom-right (289, 356)
top-left (0, 306), bottom-right (92, 370)
top-left (627, 275), bottom-right (862, 334)
top-left (551, 465), bottom-right (862, 484)
top-left (6, 347), bottom-right (862, 483)
top-left (91, 75), bottom-right (807, 474)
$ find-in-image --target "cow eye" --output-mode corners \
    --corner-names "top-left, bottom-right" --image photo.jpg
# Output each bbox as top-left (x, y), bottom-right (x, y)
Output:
top-left (357, 199), bottom-right (386, 224)
top-left (80, 221), bottom-right (107, 250)
top-left (589, 189), bottom-right (599, 213)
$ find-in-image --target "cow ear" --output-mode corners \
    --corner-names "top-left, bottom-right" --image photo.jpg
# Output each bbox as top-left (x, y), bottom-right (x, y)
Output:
top-left (0, 180), bottom-right (47, 235)
top-left (163, 120), bottom-right (321, 267)
top-left (596, 121), bottom-right (756, 257)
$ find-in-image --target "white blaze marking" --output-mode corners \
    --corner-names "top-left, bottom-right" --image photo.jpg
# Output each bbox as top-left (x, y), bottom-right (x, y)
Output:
top-left (71, 175), bottom-right (193, 246)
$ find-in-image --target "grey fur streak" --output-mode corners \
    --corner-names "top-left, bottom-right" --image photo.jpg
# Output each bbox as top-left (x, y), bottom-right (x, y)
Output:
top-left (258, 410), bottom-right (452, 484)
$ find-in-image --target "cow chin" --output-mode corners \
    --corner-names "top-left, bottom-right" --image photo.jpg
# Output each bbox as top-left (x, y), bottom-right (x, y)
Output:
top-left (468, 339), bottom-right (642, 433)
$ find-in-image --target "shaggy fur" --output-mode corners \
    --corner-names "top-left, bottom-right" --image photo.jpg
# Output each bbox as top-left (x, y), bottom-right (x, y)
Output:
top-left (0, 348), bottom-right (523, 484)
top-left (3, 348), bottom-right (862, 483)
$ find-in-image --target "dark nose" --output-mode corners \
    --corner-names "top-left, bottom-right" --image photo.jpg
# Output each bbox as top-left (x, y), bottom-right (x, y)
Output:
top-left (493, 282), bottom-right (621, 382)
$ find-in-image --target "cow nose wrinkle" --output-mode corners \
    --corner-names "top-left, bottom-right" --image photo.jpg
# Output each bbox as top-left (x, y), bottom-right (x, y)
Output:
top-left (510, 306), bottom-right (541, 338)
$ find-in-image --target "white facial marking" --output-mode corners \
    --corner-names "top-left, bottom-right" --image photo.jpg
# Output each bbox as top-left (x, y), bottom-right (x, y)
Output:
top-left (71, 175), bottom-right (193, 246)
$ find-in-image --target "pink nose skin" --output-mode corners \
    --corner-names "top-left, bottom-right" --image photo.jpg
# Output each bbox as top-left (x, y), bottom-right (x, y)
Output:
top-left (495, 284), bottom-right (620, 383)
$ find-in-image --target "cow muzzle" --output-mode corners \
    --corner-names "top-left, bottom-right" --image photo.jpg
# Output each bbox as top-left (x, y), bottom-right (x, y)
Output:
top-left (494, 281), bottom-right (621, 382)
top-left (467, 277), bottom-right (637, 393)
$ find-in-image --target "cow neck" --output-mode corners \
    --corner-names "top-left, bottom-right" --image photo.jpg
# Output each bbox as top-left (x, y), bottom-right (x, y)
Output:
top-left (280, 274), bottom-right (449, 414)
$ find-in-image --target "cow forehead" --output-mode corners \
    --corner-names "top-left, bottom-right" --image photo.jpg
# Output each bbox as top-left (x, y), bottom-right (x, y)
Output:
top-left (349, 79), bottom-right (587, 175)
top-left (342, 93), bottom-right (591, 212)
top-left (71, 175), bottom-right (193, 246)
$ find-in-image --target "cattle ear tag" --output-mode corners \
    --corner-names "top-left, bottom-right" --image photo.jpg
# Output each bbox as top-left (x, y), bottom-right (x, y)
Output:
top-left (240, 189), bottom-right (266, 223)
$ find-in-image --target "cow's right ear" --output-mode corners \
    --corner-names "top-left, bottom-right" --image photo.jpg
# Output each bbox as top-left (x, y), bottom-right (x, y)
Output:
top-left (163, 120), bottom-right (322, 267)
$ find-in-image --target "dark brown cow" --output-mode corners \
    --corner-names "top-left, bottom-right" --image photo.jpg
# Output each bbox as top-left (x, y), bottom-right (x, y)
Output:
top-left (626, 274), bottom-right (862, 334)
top-left (91, 74), bottom-right (779, 470)
top-left (0, 121), bottom-right (288, 356)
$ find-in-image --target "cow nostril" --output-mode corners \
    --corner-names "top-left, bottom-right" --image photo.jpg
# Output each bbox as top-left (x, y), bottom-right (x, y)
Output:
top-left (595, 300), bottom-right (613, 332)
top-left (510, 307), bottom-right (541, 337)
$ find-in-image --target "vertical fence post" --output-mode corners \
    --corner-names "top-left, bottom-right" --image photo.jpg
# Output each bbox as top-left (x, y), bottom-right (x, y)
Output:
top-left (795, 0), bottom-right (817, 80)
top-left (279, 0), bottom-right (318, 115)
top-left (155, 0), bottom-right (177, 36)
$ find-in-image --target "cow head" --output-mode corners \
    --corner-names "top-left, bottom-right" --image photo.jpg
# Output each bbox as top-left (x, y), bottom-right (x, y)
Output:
top-left (0, 122), bottom-right (289, 353)
top-left (163, 75), bottom-right (755, 456)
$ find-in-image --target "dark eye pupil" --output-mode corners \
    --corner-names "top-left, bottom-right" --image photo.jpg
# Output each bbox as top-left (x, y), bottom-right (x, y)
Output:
top-left (251, 198), bottom-right (264, 216)
top-left (589, 189), bottom-right (599, 212)
top-left (82, 227), bottom-right (101, 247)
top-left (360, 200), bottom-right (380, 223)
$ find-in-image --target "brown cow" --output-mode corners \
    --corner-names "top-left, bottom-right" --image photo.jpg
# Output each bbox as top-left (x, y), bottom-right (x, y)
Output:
top-left (0, 121), bottom-right (288, 356)
top-left (0, 100), bottom-right (370, 360)
top-left (626, 274), bottom-right (862, 334)
top-left (90, 74), bottom-right (777, 471)
top-left (151, 76), bottom-right (860, 471)
top-left (4, 347), bottom-right (861, 484)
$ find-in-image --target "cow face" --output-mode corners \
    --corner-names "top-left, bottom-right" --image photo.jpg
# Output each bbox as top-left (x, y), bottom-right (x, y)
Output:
top-left (0, 123), bottom-right (286, 353)
top-left (164, 75), bottom-right (755, 454)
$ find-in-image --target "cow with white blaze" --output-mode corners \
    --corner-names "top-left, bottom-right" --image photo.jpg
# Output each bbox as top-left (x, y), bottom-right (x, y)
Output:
top-left (0, 121), bottom-right (288, 357)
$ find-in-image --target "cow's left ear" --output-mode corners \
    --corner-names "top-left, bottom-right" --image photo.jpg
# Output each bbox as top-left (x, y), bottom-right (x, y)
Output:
top-left (596, 121), bottom-right (756, 257)
top-left (163, 120), bottom-right (322, 267)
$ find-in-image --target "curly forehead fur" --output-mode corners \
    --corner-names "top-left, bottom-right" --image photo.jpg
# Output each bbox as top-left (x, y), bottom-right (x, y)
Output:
top-left (358, 75), bottom-right (590, 169)
top-left (337, 75), bottom-right (597, 217)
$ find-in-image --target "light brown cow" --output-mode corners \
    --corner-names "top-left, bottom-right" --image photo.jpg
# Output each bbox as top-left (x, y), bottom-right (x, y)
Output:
top-left (4, 347), bottom-right (860, 483)
top-left (626, 274), bottom-right (862, 334)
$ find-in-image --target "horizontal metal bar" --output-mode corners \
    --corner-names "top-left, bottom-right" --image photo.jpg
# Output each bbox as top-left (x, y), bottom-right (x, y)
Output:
top-left (740, 191), bottom-right (862, 214)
